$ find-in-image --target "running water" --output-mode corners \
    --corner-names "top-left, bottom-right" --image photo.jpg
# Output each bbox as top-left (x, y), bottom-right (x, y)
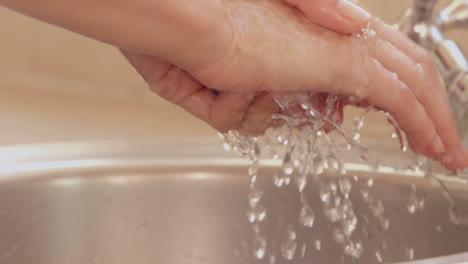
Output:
top-left (219, 29), bottom-right (467, 263)
top-left (222, 91), bottom-right (373, 260)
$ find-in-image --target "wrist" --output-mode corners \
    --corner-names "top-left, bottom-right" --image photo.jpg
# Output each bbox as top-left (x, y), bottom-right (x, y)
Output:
top-left (162, 1), bottom-right (234, 73)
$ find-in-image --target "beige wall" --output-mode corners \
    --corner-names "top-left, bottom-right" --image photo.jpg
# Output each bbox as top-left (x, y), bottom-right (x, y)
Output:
top-left (0, 1), bottom-right (466, 145)
top-left (0, 6), bottom-right (218, 145)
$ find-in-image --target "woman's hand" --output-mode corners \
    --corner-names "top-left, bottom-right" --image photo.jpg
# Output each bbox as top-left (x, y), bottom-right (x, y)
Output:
top-left (169, 0), bottom-right (465, 170)
top-left (3, 0), bottom-right (465, 169)
top-left (121, 50), bottom-right (281, 136)
top-left (282, 0), bottom-right (371, 34)
top-left (120, 0), bottom-right (366, 137)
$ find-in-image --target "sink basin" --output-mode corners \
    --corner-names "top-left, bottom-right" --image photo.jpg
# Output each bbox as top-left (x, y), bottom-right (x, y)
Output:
top-left (0, 140), bottom-right (467, 264)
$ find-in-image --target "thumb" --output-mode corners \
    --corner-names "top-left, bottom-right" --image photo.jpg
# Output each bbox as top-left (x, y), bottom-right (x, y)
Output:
top-left (283, 0), bottom-right (371, 34)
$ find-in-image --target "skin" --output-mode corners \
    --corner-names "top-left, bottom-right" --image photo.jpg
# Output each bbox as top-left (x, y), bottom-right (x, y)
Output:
top-left (1, 0), bottom-right (467, 169)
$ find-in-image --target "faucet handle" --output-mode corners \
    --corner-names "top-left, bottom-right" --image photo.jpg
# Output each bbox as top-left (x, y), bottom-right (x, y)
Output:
top-left (437, 0), bottom-right (468, 30)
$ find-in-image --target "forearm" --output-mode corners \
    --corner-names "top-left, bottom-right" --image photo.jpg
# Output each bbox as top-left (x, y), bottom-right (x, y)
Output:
top-left (0, 0), bottom-right (230, 68)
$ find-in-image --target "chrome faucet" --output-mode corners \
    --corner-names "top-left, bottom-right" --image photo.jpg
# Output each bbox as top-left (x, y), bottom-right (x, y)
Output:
top-left (395, 0), bottom-right (468, 143)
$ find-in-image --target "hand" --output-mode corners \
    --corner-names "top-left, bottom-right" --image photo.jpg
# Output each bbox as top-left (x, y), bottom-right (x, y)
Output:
top-left (121, 50), bottom-right (280, 136)
top-left (122, 0), bottom-right (364, 136)
top-left (282, 0), bottom-right (371, 34)
top-left (173, 0), bottom-right (466, 170)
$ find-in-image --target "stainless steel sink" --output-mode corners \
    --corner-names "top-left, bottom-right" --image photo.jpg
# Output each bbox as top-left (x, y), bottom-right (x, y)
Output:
top-left (0, 140), bottom-right (467, 264)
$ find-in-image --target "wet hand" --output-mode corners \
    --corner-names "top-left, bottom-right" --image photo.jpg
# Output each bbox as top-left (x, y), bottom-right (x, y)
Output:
top-left (182, 0), bottom-right (467, 170)
top-left (122, 0), bottom-right (367, 136)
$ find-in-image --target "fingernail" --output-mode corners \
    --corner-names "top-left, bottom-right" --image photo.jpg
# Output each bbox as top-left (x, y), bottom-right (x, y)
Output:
top-left (432, 136), bottom-right (445, 155)
top-left (337, 0), bottom-right (371, 24)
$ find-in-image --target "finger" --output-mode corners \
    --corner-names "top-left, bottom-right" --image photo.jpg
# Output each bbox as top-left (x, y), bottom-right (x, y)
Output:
top-left (121, 49), bottom-right (217, 120)
top-left (121, 49), bottom-right (276, 136)
top-left (369, 20), bottom-right (468, 169)
top-left (371, 19), bottom-right (450, 104)
top-left (282, 0), bottom-right (371, 34)
top-left (209, 91), bottom-right (256, 132)
top-left (237, 91), bottom-right (280, 135)
top-left (358, 57), bottom-right (445, 159)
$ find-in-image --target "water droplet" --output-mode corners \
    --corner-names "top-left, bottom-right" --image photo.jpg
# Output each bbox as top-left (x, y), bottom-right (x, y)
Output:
top-left (315, 239), bottom-right (322, 251)
top-left (361, 190), bottom-right (370, 202)
top-left (381, 241), bottom-right (388, 251)
top-left (286, 226), bottom-right (297, 241)
top-left (339, 179), bottom-right (352, 198)
top-left (402, 145), bottom-right (408, 152)
top-left (300, 206), bottom-right (315, 228)
top-left (333, 229), bottom-right (346, 243)
top-left (274, 173), bottom-right (291, 187)
top-left (406, 247), bottom-right (414, 260)
top-left (253, 236), bottom-right (267, 259)
top-left (269, 255), bottom-right (276, 264)
top-left (342, 214), bottom-right (358, 237)
top-left (222, 142), bottom-right (232, 151)
top-left (353, 116), bottom-right (365, 130)
top-left (247, 205), bottom-right (266, 223)
top-left (281, 240), bottom-right (297, 260)
top-left (407, 186), bottom-right (425, 214)
top-left (375, 250), bottom-right (383, 263)
top-left (275, 125), bottom-right (290, 145)
top-left (344, 241), bottom-right (363, 259)
top-left (319, 183), bottom-right (331, 203)
top-left (378, 217), bottom-right (390, 230)
top-left (324, 203), bottom-right (343, 223)
top-left (248, 188), bottom-right (263, 208)
top-left (281, 151), bottom-right (295, 176)
top-left (296, 173), bottom-right (307, 192)
top-left (248, 165), bottom-right (258, 177)
top-left (449, 206), bottom-right (462, 225)
top-left (370, 199), bottom-right (385, 218)
top-left (352, 133), bottom-right (361, 141)
top-left (367, 178), bottom-right (374, 187)
top-left (313, 156), bottom-right (324, 175)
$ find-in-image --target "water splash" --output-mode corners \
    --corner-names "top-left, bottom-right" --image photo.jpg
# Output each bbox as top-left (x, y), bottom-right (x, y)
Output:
top-left (220, 90), bottom-right (463, 262)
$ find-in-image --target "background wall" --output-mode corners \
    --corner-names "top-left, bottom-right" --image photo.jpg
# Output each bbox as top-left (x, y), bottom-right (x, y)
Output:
top-left (0, 0), bottom-right (465, 145)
